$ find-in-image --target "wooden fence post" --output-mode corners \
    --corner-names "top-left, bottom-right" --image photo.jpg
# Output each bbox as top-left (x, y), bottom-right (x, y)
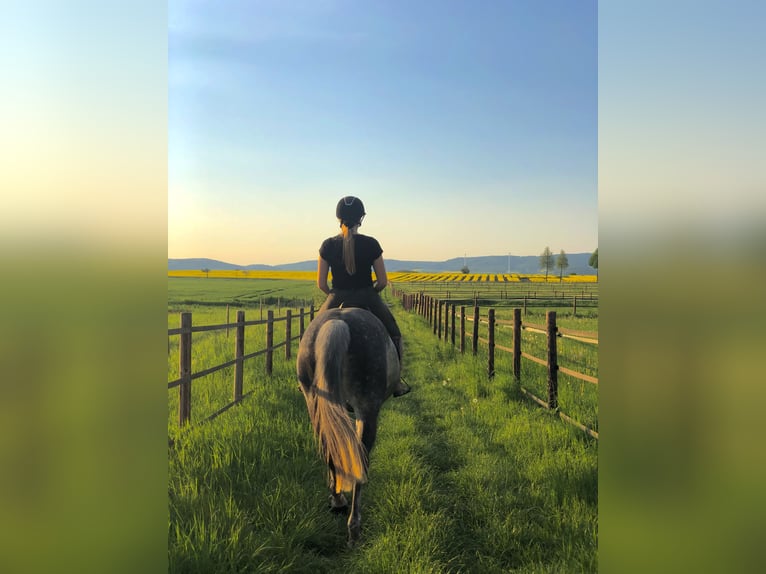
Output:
top-left (547, 311), bottom-right (558, 409)
top-left (450, 303), bottom-right (456, 346)
top-left (573, 296), bottom-right (577, 316)
top-left (441, 301), bottom-right (446, 340)
top-left (443, 302), bottom-right (448, 342)
top-left (513, 308), bottom-right (521, 381)
top-left (285, 309), bottom-right (292, 359)
top-left (266, 310), bottom-right (274, 375)
top-left (444, 301), bottom-right (449, 341)
top-left (523, 296), bottom-right (527, 316)
top-left (227, 304), bottom-right (230, 338)
top-left (299, 307), bottom-right (305, 339)
top-left (437, 301), bottom-right (443, 339)
top-left (460, 306), bottom-right (466, 354)
top-left (234, 310), bottom-right (244, 402)
top-left (472, 305), bottom-right (479, 355)
top-left (179, 312), bottom-right (192, 427)
top-left (310, 305), bottom-right (315, 321)
top-left (488, 308), bottom-right (495, 378)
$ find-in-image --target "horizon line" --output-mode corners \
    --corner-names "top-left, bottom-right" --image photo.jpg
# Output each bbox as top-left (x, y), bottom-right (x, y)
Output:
top-left (168, 251), bottom-right (595, 266)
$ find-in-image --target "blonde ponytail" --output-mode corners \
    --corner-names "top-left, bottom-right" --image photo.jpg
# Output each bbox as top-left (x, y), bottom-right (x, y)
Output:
top-left (341, 223), bottom-right (356, 275)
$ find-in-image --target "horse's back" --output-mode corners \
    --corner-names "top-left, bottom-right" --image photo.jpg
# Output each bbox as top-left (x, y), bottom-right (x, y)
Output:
top-left (297, 307), bottom-right (396, 407)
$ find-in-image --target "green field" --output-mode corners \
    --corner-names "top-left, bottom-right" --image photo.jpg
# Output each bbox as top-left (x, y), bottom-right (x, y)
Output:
top-left (168, 278), bottom-right (598, 572)
top-left (168, 277), bottom-right (324, 313)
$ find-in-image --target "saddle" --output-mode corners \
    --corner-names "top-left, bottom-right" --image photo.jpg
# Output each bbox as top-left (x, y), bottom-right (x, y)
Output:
top-left (338, 301), bottom-right (371, 312)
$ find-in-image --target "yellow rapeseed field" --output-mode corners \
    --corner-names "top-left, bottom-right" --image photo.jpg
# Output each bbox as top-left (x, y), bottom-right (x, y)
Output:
top-left (390, 272), bottom-right (596, 283)
top-left (168, 269), bottom-right (316, 281)
top-left (169, 270), bottom-right (597, 283)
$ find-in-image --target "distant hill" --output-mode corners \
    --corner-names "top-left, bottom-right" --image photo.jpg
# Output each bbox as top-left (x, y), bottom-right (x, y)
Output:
top-left (169, 253), bottom-right (595, 275)
top-left (167, 258), bottom-right (270, 271)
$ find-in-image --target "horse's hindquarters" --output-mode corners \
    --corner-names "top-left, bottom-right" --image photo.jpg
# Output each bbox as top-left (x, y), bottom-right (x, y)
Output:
top-left (296, 307), bottom-right (394, 546)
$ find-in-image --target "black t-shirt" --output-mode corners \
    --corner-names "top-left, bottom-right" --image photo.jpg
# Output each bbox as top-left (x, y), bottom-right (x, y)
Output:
top-left (319, 234), bottom-right (383, 290)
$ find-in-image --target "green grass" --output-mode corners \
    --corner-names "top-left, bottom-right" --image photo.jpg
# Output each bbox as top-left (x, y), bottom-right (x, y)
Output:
top-left (168, 277), bottom-right (323, 313)
top-left (168, 280), bottom-right (597, 572)
top-left (167, 278), bottom-right (322, 433)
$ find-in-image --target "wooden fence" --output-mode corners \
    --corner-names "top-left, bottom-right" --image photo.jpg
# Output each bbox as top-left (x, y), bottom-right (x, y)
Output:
top-left (394, 286), bottom-right (597, 317)
top-left (167, 305), bottom-right (315, 429)
top-left (393, 288), bottom-right (598, 440)
top-left (393, 281), bottom-right (598, 299)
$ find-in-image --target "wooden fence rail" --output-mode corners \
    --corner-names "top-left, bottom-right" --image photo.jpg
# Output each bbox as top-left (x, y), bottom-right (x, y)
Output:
top-left (168, 305), bottom-right (315, 428)
top-left (391, 288), bottom-right (598, 440)
top-left (392, 284), bottom-right (598, 316)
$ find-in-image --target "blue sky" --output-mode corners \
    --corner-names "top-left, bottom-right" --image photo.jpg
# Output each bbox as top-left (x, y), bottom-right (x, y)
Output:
top-left (168, 0), bottom-right (597, 265)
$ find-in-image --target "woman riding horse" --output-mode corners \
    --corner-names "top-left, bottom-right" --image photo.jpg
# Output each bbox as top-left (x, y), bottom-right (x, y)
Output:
top-left (316, 196), bottom-right (410, 397)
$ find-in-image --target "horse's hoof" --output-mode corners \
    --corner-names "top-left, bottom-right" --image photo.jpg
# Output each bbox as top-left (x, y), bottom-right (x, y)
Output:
top-left (393, 380), bottom-right (411, 397)
top-left (347, 530), bottom-right (361, 548)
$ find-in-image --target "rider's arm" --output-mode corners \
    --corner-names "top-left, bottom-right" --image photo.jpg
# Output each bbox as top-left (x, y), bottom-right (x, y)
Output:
top-left (317, 257), bottom-right (331, 294)
top-left (372, 256), bottom-right (388, 292)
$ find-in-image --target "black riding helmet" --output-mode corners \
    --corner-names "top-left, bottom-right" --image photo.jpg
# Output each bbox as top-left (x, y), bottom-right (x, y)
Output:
top-left (336, 196), bottom-right (366, 227)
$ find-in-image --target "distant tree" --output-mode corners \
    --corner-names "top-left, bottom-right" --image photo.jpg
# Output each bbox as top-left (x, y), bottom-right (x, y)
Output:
top-left (555, 250), bottom-right (569, 282)
top-left (588, 248), bottom-right (598, 281)
top-left (539, 247), bottom-right (554, 281)
top-left (201, 267), bottom-right (210, 278)
top-left (461, 265), bottom-right (470, 274)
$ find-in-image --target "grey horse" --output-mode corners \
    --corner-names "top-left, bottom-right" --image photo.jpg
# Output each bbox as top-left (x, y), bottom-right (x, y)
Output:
top-left (296, 307), bottom-right (400, 547)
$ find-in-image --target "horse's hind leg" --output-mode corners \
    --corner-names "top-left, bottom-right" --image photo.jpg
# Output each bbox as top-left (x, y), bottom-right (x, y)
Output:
top-left (347, 481), bottom-right (363, 547)
top-left (327, 460), bottom-right (348, 512)
top-left (347, 418), bottom-right (364, 546)
top-left (347, 417), bottom-right (377, 546)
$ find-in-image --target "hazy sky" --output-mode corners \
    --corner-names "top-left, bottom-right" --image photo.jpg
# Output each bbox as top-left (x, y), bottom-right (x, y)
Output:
top-left (168, 0), bottom-right (597, 265)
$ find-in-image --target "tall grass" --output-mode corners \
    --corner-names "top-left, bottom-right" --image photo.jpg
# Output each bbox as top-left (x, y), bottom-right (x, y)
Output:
top-left (169, 281), bottom-right (597, 572)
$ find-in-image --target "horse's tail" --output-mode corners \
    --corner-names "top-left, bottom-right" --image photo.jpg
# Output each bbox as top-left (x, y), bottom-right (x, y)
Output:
top-left (307, 319), bottom-right (367, 492)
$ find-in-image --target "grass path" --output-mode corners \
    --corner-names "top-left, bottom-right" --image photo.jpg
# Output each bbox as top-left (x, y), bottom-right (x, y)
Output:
top-left (169, 301), bottom-right (597, 573)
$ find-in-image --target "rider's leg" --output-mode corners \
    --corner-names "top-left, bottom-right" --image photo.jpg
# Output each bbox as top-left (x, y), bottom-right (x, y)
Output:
top-left (390, 336), bottom-right (410, 397)
top-left (364, 290), bottom-right (410, 397)
top-left (318, 290), bottom-right (342, 313)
